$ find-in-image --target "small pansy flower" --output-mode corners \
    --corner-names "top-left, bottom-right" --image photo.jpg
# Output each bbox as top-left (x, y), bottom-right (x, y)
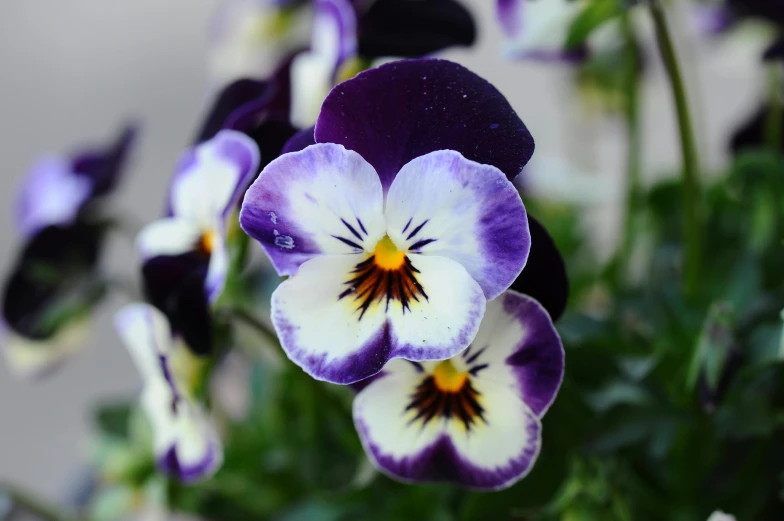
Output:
top-left (707, 511), bottom-right (737, 521)
top-left (496, 0), bottom-right (587, 62)
top-left (115, 303), bottom-right (223, 482)
top-left (240, 58), bottom-right (536, 384)
top-left (137, 130), bottom-right (259, 353)
top-left (2, 126), bottom-right (136, 377)
top-left (353, 290), bottom-right (564, 490)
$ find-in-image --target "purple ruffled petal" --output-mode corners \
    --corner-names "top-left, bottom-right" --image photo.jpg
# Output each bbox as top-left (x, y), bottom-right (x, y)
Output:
top-left (500, 291), bottom-right (564, 416)
top-left (315, 58), bottom-right (534, 188)
top-left (314, 0), bottom-right (357, 71)
top-left (355, 416), bottom-right (541, 490)
top-left (158, 438), bottom-right (222, 484)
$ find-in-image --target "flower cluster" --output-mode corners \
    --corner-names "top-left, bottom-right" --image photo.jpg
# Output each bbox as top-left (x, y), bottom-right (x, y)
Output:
top-left (2, 0), bottom-right (568, 512)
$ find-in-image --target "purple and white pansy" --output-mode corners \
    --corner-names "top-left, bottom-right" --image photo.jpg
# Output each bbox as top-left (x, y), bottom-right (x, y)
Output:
top-left (137, 130), bottom-right (260, 304)
top-left (353, 290), bottom-right (564, 489)
top-left (496, 0), bottom-right (587, 62)
top-left (240, 59), bottom-right (535, 385)
top-left (115, 303), bottom-right (223, 483)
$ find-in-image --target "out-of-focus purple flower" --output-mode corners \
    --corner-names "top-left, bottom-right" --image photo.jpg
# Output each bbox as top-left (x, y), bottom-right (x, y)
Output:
top-left (2, 127), bottom-right (136, 377)
top-left (115, 304), bottom-right (223, 483)
top-left (15, 126), bottom-right (135, 238)
top-left (137, 131), bottom-right (259, 354)
top-left (352, 290), bottom-right (564, 489)
top-left (240, 59), bottom-right (538, 384)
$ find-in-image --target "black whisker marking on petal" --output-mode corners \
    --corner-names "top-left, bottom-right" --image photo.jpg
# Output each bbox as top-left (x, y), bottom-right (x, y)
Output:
top-left (465, 346), bottom-right (487, 366)
top-left (409, 238), bottom-right (437, 251)
top-left (332, 235), bottom-right (363, 250)
top-left (408, 361), bottom-right (424, 372)
top-left (405, 257), bottom-right (421, 273)
top-left (469, 363), bottom-right (489, 376)
top-left (405, 375), bottom-right (487, 431)
top-left (406, 219), bottom-right (429, 240)
top-left (341, 218), bottom-right (364, 242)
top-left (402, 217), bottom-right (413, 234)
top-left (356, 217), bottom-right (367, 236)
top-left (462, 345), bottom-right (473, 359)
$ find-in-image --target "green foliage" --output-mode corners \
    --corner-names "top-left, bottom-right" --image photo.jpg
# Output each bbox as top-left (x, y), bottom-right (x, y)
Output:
top-left (87, 146), bottom-right (784, 520)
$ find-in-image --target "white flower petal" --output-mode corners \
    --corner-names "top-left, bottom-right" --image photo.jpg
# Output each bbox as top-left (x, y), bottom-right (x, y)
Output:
top-left (137, 218), bottom-right (203, 260)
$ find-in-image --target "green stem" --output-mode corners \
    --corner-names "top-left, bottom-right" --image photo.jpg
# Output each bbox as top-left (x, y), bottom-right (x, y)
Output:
top-left (225, 307), bottom-right (280, 347)
top-left (766, 63), bottom-right (783, 153)
top-left (649, 0), bottom-right (702, 300)
top-left (0, 483), bottom-right (83, 521)
top-left (618, 11), bottom-right (643, 285)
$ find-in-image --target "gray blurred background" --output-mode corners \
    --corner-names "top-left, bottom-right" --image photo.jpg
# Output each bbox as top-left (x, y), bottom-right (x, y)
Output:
top-left (0, 0), bottom-right (765, 501)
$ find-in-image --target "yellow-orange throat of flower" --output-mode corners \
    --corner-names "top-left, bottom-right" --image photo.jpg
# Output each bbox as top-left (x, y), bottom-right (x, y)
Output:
top-left (373, 235), bottom-right (406, 270)
top-left (433, 360), bottom-right (469, 393)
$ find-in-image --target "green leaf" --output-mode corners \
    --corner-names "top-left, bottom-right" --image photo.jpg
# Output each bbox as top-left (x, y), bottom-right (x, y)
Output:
top-left (565, 0), bottom-right (622, 49)
top-left (94, 401), bottom-right (133, 439)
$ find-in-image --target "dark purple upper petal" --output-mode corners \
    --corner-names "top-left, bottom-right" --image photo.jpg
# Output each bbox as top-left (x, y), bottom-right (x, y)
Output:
top-left (195, 79), bottom-right (274, 143)
top-left (510, 215), bottom-right (569, 321)
top-left (2, 223), bottom-right (106, 340)
top-left (315, 58), bottom-right (534, 188)
top-left (142, 253), bottom-right (213, 356)
top-left (357, 0), bottom-right (476, 59)
top-left (72, 124), bottom-right (137, 197)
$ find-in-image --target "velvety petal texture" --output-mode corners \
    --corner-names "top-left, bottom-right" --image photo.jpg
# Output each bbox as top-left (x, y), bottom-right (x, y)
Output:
top-left (353, 290), bottom-right (564, 489)
top-left (315, 59), bottom-right (535, 188)
top-left (114, 304), bottom-right (222, 482)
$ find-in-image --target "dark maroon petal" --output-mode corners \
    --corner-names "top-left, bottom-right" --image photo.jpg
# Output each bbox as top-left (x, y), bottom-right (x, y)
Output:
top-left (281, 126), bottom-right (317, 154)
top-left (72, 125), bottom-right (137, 197)
top-left (246, 119), bottom-right (299, 171)
top-left (509, 216), bottom-right (568, 321)
top-left (357, 0), bottom-right (476, 59)
top-left (142, 253), bottom-right (213, 356)
top-left (315, 59), bottom-right (534, 188)
top-left (764, 36), bottom-right (784, 61)
top-left (3, 223), bottom-right (106, 340)
top-left (195, 79), bottom-right (273, 143)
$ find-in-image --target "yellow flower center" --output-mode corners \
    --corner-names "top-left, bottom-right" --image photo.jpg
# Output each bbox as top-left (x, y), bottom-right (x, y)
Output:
top-left (199, 229), bottom-right (218, 255)
top-left (373, 235), bottom-right (406, 270)
top-left (432, 360), bottom-right (468, 393)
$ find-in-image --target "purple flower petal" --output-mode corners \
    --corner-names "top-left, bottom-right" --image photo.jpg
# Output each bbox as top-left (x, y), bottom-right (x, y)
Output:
top-left (71, 124), bottom-right (137, 197)
top-left (496, 0), bottom-right (522, 37)
top-left (315, 58), bottom-right (534, 188)
top-left (352, 289), bottom-right (563, 489)
top-left (281, 126), bottom-right (316, 154)
top-left (240, 142), bottom-right (386, 276)
top-left (15, 156), bottom-right (92, 239)
top-left (385, 150), bottom-right (530, 300)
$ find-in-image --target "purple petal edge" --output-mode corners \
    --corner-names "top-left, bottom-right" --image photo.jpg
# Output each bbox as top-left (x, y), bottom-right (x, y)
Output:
top-left (355, 413), bottom-right (541, 490)
top-left (502, 291), bottom-right (565, 418)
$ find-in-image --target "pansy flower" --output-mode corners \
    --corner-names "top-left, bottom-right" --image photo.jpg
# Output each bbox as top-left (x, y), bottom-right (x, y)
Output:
top-left (2, 126), bottom-right (136, 377)
top-left (496, 0), bottom-right (587, 62)
top-left (240, 58), bottom-right (536, 384)
top-left (115, 303), bottom-right (223, 482)
top-left (353, 290), bottom-right (564, 490)
top-left (137, 130), bottom-right (259, 354)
